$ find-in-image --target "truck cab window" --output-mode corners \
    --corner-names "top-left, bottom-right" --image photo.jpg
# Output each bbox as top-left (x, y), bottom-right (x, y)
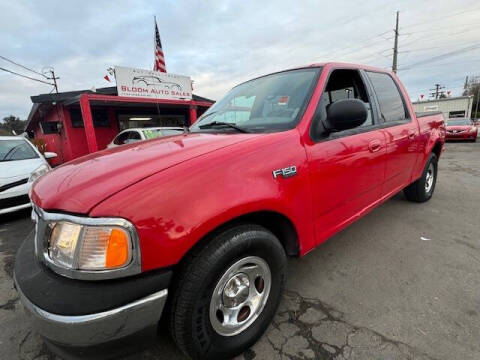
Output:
top-left (321, 69), bottom-right (373, 127)
top-left (366, 72), bottom-right (407, 122)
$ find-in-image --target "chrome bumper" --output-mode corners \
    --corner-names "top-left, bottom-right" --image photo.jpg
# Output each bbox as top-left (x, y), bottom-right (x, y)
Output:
top-left (16, 278), bottom-right (168, 347)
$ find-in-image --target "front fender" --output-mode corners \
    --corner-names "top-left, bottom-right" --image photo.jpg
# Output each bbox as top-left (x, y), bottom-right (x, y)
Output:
top-left (90, 131), bottom-right (314, 271)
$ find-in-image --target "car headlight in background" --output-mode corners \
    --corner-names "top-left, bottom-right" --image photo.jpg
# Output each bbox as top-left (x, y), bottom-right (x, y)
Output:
top-left (48, 222), bottom-right (132, 270)
top-left (29, 164), bottom-right (49, 183)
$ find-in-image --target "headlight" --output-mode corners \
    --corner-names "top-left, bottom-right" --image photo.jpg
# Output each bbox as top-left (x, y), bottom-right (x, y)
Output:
top-left (48, 222), bottom-right (132, 270)
top-left (29, 164), bottom-right (49, 183)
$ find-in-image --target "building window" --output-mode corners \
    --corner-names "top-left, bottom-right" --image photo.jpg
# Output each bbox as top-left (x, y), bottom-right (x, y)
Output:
top-left (70, 108), bottom-right (84, 128)
top-left (449, 110), bottom-right (466, 118)
top-left (40, 121), bottom-right (59, 134)
top-left (69, 108), bottom-right (111, 127)
top-left (92, 109), bottom-right (110, 127)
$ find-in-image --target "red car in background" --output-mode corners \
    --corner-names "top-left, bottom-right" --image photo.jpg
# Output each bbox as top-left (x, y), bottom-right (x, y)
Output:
top-left (445, 118), bottom-right (478, 142)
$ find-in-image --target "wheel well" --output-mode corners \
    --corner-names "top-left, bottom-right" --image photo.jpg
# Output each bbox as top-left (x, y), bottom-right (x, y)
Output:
top-left (186, 211), bottom-right (300, 260)
top-left (432, 141), bottom-right (442, 159)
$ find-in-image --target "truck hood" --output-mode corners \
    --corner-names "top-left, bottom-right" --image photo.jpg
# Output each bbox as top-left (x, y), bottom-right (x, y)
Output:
top-left (31, 133), bottom-right (254, 214)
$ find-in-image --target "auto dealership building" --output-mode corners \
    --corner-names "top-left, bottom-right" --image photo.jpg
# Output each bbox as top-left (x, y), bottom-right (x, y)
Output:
top-left (25, 68), bottom-right (214, 166)
top-left (412, 96), bottom-right (474, 120)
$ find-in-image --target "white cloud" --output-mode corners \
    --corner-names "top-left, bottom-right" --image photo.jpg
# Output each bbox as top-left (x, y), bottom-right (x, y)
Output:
top-left (0, 0), bottom-right (479, 119)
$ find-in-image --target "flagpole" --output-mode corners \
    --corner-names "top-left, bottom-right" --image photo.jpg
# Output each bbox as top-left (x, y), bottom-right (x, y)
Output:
top-left (153, 15), bottom-right (156, 71)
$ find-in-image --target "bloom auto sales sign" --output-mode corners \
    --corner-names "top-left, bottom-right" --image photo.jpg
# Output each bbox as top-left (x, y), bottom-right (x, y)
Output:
top-left (114, 66), bottom-right (193, 100)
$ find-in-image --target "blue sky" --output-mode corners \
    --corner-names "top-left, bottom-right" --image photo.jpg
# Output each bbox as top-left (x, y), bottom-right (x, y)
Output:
top-left (1, 0), bottom-right (479, 120)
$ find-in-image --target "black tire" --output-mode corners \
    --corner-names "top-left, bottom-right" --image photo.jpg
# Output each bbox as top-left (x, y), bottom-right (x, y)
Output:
top-left (404, 153), bottom-right (438, 202)
top-left (168, 224), bottom-right (287, 360)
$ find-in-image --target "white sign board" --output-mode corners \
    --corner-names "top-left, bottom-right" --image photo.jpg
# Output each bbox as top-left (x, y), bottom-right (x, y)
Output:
top-left (115, 66), bottom-right (192, 100)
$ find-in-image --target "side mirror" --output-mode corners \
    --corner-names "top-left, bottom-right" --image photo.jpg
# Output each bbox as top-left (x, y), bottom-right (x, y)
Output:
top-left (44, 152), bottom-right (57, 159)
top-left (323, 99), bottom-right (367, 133)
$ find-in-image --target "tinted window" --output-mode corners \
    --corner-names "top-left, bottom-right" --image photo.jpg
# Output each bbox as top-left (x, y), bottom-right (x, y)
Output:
top-left (93, 109), bottom-right (110, 127)
top-left (70, 108), bottom-right (84, 128)
top-left (129, 131), bottom-right (141, 140)
top-left (449, 111), bottom-right (466, 118)
top-left (40, 122), bottom-right (59, 134)
top-left (69, 108), bottom-right (110, 127)
top-left (114, 131), bottom-right (131, 145)
top-left (367, 72), bottom-right (406, 122)
top-left (0, 140), bottom-right (39, 162)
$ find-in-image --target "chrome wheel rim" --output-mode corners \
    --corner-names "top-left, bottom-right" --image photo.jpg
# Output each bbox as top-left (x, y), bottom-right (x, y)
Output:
top-left (209, 256), bottom-right (271, 336)
top-left (425, 163), bottom-right (435, 193)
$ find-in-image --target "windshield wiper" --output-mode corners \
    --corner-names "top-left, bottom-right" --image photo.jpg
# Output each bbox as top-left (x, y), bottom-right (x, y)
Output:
top-left (198, 121), bottom-right (250, 133)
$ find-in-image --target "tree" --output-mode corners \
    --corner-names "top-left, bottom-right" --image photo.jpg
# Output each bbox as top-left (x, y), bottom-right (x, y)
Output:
top-left (463, 76), bottom-right (480, 119)
top-left (0, 115), bottom-right (26, 135)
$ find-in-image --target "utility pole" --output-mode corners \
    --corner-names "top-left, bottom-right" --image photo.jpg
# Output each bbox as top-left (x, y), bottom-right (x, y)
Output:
top-left (429, 84), bottom-right (445, 99)
top-left (46, 69), bottom-right (59, 93)
top-left (392, 11), bottom-right (399, 73)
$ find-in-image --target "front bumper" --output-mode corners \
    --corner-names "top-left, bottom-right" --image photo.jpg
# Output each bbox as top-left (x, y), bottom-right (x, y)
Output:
top-left (15, 233), bottom-right (172, 347)
top-left (0, 183), bottom-right (31, 214)
top-left (16, 279), bottom-right (167, 346)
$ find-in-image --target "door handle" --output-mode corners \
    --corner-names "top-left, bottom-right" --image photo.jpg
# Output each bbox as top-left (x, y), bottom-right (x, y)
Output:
top-left (368, 140), bottom-right (382, 153)
top-left (408, 131), bottom-right (415, 140)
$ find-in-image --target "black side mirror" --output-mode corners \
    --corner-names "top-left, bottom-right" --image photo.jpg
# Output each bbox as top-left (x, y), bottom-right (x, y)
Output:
top-left (323, 99), bottom-right (367, 133)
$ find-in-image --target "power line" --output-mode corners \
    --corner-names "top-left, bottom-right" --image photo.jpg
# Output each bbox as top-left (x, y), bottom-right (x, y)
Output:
top-left (0, 66), bottom-right (54, 86)
top-left (401, 40), bottom-right (480, 54)
top-left (400, 27), bottom-right (478, 49)
top-left (400, 43), bottom-right (480, 70)
top-left (0, 55), bottom-right (48, 78)
top-left (401, 6), bottom-right (480, 30)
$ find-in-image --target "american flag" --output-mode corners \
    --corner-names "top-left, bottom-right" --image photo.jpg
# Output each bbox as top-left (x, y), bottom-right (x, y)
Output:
top-left (154, 18), bottom-right (166, 72)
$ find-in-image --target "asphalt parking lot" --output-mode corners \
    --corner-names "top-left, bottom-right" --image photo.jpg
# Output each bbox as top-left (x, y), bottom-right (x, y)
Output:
top-left (1, 141), bottom-right (479, 360)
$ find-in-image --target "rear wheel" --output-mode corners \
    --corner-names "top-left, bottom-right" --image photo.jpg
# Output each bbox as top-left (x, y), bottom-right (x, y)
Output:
top-left (404, 153), bottom-right (438, 202)
top-left (169, 224), bottom-right (287, 360)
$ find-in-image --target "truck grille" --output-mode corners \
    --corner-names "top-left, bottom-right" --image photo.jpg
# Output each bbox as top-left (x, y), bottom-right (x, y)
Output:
top-left (0, 194), bottom-right (30, 209)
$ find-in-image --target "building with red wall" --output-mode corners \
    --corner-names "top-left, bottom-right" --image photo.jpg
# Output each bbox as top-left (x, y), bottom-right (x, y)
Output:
top-left (25, 86), bottom-right (214, 166)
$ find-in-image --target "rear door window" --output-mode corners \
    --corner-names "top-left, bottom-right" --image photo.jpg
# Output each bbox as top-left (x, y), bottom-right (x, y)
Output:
top-left (366, 72), bottom-right (407, 122)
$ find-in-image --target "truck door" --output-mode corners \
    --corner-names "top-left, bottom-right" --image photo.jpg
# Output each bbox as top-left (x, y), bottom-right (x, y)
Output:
top-left (364, 71), bottom-right (419, 196)
top-left (305, 68), bottom-right (387, 245)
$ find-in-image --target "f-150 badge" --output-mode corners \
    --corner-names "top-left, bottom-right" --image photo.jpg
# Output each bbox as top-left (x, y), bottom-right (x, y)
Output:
top-left (272, 166), bottom-right (297, 179)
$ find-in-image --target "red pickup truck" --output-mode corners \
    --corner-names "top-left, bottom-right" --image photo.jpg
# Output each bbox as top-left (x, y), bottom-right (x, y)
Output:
top-left (15, 63), bottom-right (445, 360)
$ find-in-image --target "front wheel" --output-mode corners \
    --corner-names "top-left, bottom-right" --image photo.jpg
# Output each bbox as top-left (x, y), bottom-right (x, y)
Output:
top-left (169, 225), bottom-right (287, 360)
top-left (404, 153), bottom-right (438, 202)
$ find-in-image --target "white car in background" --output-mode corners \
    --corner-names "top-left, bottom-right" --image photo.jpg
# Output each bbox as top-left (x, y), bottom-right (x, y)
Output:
top-left (107, 127), bottom-right (184, 148)
top-left (0, 136), bottom-right (56, 215)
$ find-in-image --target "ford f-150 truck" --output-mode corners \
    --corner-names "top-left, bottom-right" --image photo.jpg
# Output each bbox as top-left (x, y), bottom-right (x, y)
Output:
top-left (15, 63), bottom-right (445, 360)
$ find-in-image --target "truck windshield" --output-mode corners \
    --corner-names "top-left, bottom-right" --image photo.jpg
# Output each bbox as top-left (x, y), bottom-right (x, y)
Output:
top-left (191, 68), bottom-right (321, 133)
